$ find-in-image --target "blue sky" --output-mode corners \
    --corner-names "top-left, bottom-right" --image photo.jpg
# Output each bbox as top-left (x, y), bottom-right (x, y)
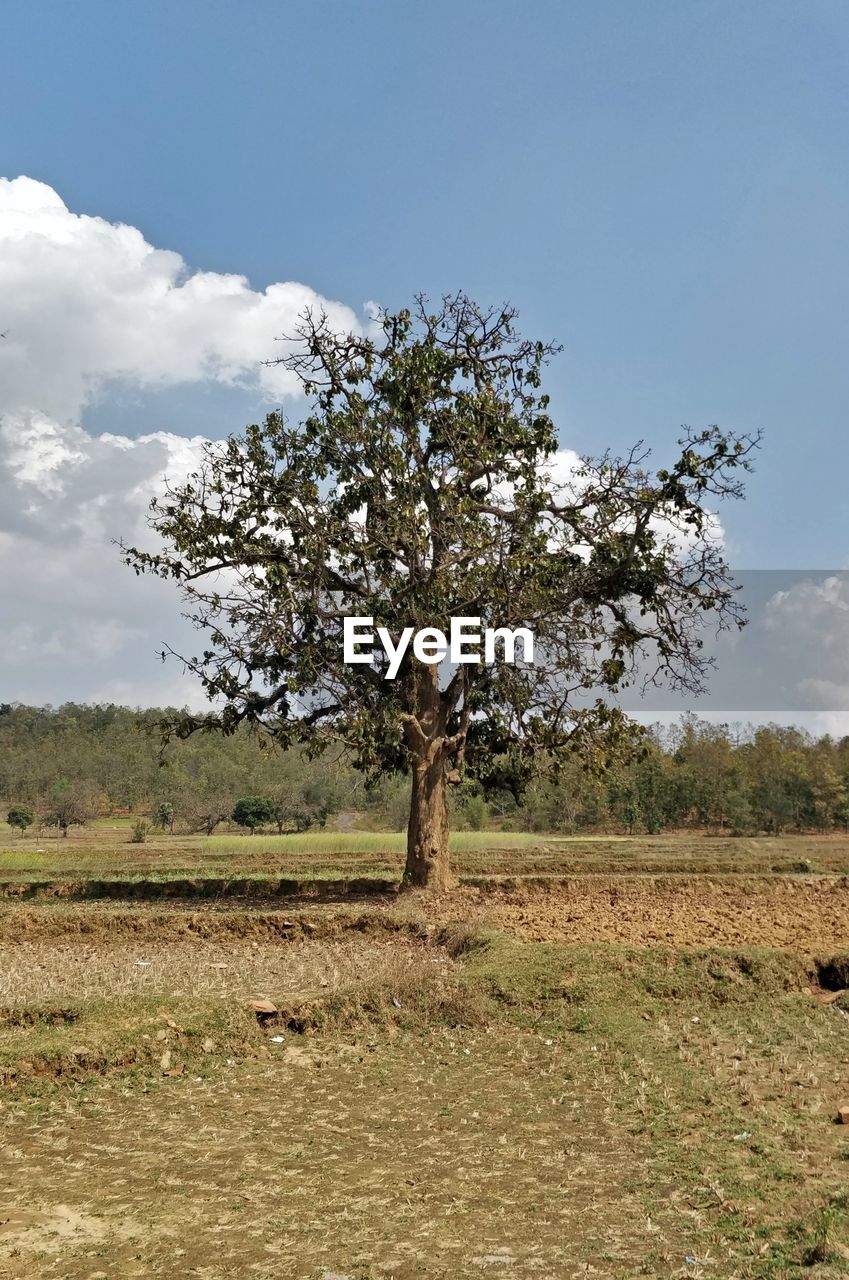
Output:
top-left (2, 1), bottom-right (849, 708)
top-left (4, 0), bottom-right (849, 564)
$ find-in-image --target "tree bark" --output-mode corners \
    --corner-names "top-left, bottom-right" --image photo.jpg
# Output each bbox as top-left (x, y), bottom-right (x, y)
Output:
top-left (402, 741), bottom-right (454, 891)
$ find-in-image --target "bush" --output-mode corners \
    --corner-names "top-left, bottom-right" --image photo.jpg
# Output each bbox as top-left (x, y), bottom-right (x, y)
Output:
top-left (7, 804), bottom-right (34, 835)
top-left (130, 818), bottom-right (150, 844)
top-left (231, 796), bottom-right (274, 832)
top-left (154, 801), bottom-right (174, 831)
top-left (462, 794), bottom-right (490, 832)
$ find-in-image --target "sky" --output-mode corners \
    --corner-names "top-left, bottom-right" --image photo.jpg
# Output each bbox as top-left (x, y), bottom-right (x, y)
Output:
top-left (2, 0), bottom-right (849, 717)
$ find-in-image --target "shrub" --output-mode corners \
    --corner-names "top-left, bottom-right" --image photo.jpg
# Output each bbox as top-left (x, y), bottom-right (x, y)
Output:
top-left (130, 818), bottom-right (150, 844)
top-left (463, 794), bottom-right (490, 832)
top-left (154, 801), bottom-right (174, 831)
top-left (231, 796), bottom-right (274, 833)
top-left (7, 805), bottom-right (34, 835)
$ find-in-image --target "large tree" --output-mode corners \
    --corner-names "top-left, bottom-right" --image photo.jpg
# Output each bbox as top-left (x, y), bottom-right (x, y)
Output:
top-left (124, 294), bottom-right (758, 890)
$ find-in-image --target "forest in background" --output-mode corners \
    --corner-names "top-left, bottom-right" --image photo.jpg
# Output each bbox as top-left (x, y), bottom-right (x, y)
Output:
top-left (1, 702), bottom-right (848, 837)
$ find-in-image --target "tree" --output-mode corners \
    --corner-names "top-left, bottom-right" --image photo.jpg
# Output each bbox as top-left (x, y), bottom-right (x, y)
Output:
top-left (123, 293), bottom-right (758, 890)
top-left (43, 779), bottom-right (98, 836)
top-left (231, 795), bottom-right (274, 833)
top-left (174, 754), bottom-right (242, 835)
top-left (805, 742), bottom-right (844, 832)
top-left (673, 717), bottom-right (737, 829)
top-left (179, 793), bottom-right (232, 836)
top-left (461, 792), bottom-right (489, 832)
top-left (154, 800), bottom-right (175, 832)
top-left (269, 785), bottom-right (328, 834)
top-left (7, 804), bottom-right (34, 835)
top-left (744, 726), bottom-right (809, 834)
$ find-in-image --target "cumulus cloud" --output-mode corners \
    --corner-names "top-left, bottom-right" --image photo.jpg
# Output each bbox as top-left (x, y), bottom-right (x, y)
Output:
top-left (0, 176), bottom-right (360, 422)
top-left (0, 177), bottom-right (363, 706)
top-left (764, 576), bottom-right (849, 707)
top-left (0, 413), bottom-right (211, 705)
top-left (611, 572), bottom-right (849, 731)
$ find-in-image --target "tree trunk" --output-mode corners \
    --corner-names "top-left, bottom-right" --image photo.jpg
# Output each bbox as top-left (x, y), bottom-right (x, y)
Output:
top-left (402, 743), bottom-right (454, 892)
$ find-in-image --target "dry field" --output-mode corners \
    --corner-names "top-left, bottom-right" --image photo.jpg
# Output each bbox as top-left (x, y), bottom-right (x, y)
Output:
top-left (0, 834), bottom-right (848, 1278)
top-left (3, 827), bottom-right (849, 884)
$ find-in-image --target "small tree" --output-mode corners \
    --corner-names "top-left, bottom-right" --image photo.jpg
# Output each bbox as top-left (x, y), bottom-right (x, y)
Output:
top-left (231, 795), bottom-right (274, 833)
top-left (44, 779), bottom-right (97, 837)
top-left (269, 787), bottom-right (327, 834)
top-left (461, 793), bottom-right (489, 832)
top-left (124, 293), bottom-right (758, 890)
top-left (154, 800), bottom-right (175, 832)
top-left (179, 795), bottom-right (232, 836)
top-left (7, 805), bottom-right (34, 836)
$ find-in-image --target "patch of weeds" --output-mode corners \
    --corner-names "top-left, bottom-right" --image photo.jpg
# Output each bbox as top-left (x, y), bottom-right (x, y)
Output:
top-left (636, 948), bottom-right (807, 1003)
top-left (566, 1007), bottom-right (593, 1034)
top-left (747, 1195), bottom-right (849, 1276)
top-left (0, 1004), bottom-right (79, 1028)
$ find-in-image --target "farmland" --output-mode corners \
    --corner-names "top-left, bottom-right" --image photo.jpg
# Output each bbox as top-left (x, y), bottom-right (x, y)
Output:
top-left (1, 830), bottom-right (849, 1277)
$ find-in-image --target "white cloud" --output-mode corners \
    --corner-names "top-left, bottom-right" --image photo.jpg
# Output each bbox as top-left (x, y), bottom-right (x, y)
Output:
top-left (0, 177), bottom-right (364, 706)
top-left (764, 576), bottom-right (849, 709)
top-left (0, 413), bottom-right (212, 705)
top-left (0, 176), bottom-right (360, 422)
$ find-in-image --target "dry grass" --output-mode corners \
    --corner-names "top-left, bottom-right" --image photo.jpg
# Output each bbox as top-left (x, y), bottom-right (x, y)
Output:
top-left (0, 934), bottom-right (449, 1004)
top-left (1, 835), bottom-right (849, 1276)
top-left (0, 1028), bottom-right (680, 1278)
top-left (0, 934), bottom-right (848, 1276)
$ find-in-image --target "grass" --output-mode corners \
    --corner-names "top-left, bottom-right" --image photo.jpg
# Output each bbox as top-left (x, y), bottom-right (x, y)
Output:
top-left (2, 828), bottom-right (849, 887)
top-left (209, 829), bottom-right (546, 854)
top-left (2, 835), bottom-right (849, 1275)
top-left (1, 919), bottom-right (849, 1275)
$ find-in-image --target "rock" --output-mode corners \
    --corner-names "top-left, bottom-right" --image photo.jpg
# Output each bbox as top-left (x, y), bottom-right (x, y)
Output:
top-left (250, 998), bottom-right (278, 1015)
top-left (202, 1037), bottom-right (215, 1053)
top-left (836, 1106), bottom-right (849, 1124)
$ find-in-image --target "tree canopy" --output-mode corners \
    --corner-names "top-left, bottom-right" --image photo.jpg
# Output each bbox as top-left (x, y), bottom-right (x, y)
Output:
top-left (123, 293), bottom-right (759, 888)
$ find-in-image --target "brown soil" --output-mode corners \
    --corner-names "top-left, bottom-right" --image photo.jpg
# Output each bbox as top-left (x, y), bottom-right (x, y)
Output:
top-left (0, 1029), bottom-right (691, 1279)
top-left (431, 874), bottom-right (849, 949)
top-left (4, 872), bottom-right (849, 953)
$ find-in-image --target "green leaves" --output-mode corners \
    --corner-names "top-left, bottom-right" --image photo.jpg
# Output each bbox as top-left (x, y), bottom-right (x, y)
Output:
top-left (122, 292), bottom-right (759, 804)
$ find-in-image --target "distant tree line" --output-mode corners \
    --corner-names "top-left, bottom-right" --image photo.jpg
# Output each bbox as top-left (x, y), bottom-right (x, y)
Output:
top-left (0, 703), bottom-right (352, 836)
top-left (1, 703), bottom-right (848, 836)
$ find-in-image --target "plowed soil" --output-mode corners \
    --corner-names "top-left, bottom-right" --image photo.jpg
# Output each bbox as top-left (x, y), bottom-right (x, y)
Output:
top-left (437, 874), bottom-right (849, 949)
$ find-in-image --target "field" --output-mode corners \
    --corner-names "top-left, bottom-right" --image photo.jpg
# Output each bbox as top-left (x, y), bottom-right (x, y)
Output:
top-left (1, 830), bottom-right (849, 1278)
